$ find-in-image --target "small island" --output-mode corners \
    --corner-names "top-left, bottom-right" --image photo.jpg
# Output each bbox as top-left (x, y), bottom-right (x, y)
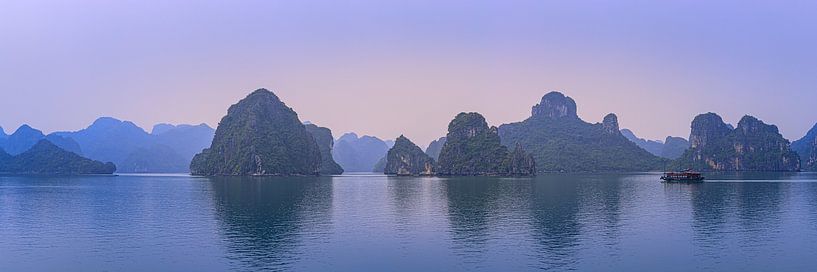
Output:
top-left (190, 89), bottom-right (326, 176)
top-left (0, 140), bottom-right (116, 175)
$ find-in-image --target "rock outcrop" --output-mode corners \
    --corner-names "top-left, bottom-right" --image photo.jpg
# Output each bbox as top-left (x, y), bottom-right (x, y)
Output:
top-left (190, 89), bottom-right (322, 176)
top-left (305, 124), bottom-right (344, 175)
top-left (436, 112), bottom-right (535, 176)
top-left (383, 135), bottom-right (434, 176)
top-left (673, 113), bottom-right (800, 171)
top-left (531, 91), bottom-right (578, 119)
top-left (498, 91), bottom-right (666, 172)
top-left (0, 140), bottom-right (116, 174)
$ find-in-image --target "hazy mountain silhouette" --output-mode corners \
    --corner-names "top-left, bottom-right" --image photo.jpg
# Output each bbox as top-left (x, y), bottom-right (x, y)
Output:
top-left (0, 140), bottom-right (115, 174)
top-left (0, 125), bottom-right (83, 156)
top-left (621, 128), bottom-right (689, 159)
top-left (332, 132), bottom-right (390, 172)
top-left (55, 117), bottom-right (214, 173)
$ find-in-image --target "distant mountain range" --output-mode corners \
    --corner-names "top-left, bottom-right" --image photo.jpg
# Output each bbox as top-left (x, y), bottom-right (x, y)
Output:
top-left (332, 133), bottom-right (390, 172)
top-left (0, 140), bottom-right (115, 175)
top-left (0, 125), bottom-right (83, 155)
top-left (620, 129), bottom-right (690, 159)
top-left (53, 118), bottom-right (215, 173)
top-left (0, 118), bottom-right (214, 174)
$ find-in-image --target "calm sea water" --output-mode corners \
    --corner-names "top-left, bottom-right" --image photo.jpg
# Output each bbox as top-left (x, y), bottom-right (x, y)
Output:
top-left (2, 172), bottom-right (817, 272)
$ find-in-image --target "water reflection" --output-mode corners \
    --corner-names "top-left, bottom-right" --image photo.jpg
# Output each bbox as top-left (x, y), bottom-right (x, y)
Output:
top-left (442, 177), bottom-right (501, 262)
top-left (208, 176), bottom-right (333, 271)
top-left (575, 175), bottom-right (628, 254)
top-left (527, 175), bottom-right (582, 271)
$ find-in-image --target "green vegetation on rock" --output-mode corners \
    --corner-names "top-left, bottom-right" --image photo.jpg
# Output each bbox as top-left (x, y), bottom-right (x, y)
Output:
top-left (190, 89), bottom-right (322, 176)
top-left (0, 140), bottom-right (115, 174)
top-left (305, 124), bottom-right (344, 175)
top-left (672, 113), bottom-right (800, 171)
top-left (436, 112), bottom-right (535, 176)
top-left (383, 135), bottom-right (434, 176)
top-left (498, 92), bottom-right (666, 172)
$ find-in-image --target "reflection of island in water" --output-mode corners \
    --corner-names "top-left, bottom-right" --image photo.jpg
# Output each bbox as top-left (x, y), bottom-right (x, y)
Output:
top-left (440, 176), bottom-right (590, 271)
top-left (686, 176), bottom-right (788, 265)
top-left (208, 176), bottom-right (333, 271)
top-left (442, 177), bottom-right (502, 256)
top-left (528, 175), bottom-right (583, 271)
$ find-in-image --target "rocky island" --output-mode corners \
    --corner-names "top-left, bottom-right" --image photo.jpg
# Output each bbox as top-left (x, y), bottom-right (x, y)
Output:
top-left (383, 135), bottom-right (435, 176)
top-left (190, 89), bottom-right (323, 176)
top-left (498, 91), bottom-right (666, 172)
top-left (436, 112), bottom-right (535, 176)
top-left (672, 113), bottom-right (800, 171)
top-left (0, 140), bottom-right (116, 174)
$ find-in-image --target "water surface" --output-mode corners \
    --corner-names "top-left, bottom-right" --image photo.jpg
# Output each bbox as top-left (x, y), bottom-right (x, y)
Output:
top-left (2, 173), bottom-right (817, 271)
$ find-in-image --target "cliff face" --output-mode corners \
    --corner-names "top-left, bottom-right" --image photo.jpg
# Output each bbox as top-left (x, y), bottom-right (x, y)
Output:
top-left (305, 124), bottom-right (344, 175)
top-left (674, 113), bottom-right (800, 171)
top-left (436, 112), bottom-right (535, 176)
top-left (498, 91), bottom-right (665, 172)
top-left (190, 89), bottom-right (322, 176)
top-left (502, 144), bottom-right (537, 176)
top-left (383, 136), bottom-right (434, 176)
top-left (808, 137), bottom-right (817, 170)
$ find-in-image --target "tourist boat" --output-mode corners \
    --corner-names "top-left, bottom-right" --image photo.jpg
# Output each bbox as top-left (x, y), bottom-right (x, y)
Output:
top-left (660, 169), bottom-right (704, 183)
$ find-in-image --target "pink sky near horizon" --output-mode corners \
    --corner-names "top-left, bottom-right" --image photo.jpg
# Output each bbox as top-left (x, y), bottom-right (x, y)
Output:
top-left (2, 0), bottom-right (816, 146)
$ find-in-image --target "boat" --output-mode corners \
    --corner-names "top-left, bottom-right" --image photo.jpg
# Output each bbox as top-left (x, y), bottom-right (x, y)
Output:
top-left (660, 169), bottom-right (704, 183)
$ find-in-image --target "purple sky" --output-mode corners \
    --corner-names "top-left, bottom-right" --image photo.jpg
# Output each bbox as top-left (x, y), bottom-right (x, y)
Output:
top-left (1, 0), bottom-right (816, 146)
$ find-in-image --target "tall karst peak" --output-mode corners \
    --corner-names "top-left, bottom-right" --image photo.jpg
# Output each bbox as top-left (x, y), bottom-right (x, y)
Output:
top-left (531, 91), bottom-right (578, 119)
top-left (689, 112), bottom-right (732, 149)
top-left (190, 88), bottom-right (322, 176)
